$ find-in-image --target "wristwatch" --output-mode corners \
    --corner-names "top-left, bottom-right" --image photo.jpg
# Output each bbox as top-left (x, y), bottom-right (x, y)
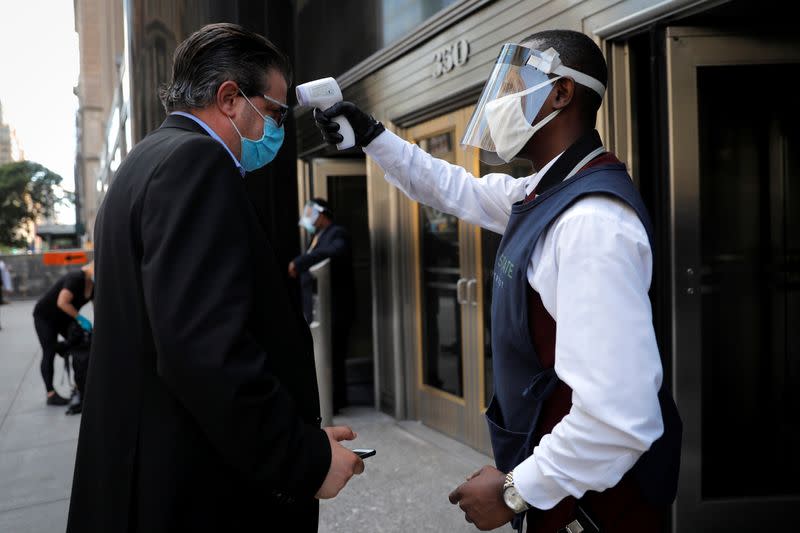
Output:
top-left (502, 471), bottom-right (531, 513)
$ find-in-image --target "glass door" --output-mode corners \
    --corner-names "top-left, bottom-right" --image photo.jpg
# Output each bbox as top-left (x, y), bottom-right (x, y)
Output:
top-left (666, 27), bottom-right (800, 531)
top-left (406, 109), bottom-right (535, 453)
top-left (407, 112), bottom-right (473, 440)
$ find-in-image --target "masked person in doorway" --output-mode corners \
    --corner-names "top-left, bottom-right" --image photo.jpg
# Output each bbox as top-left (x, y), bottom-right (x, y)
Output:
top-left (67, 23), bottom-right (364, 533)
top-left (313, 29), bottom-right (681, 533)
top-left (32, 262), bottom-right (94, 406)
top-left (289, 198), bottom-right (356, 414)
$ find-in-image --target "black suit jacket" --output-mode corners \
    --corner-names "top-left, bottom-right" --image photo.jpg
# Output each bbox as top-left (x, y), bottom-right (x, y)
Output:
top-left (293, 224), bottom-right (355, 327)
top-left (67, 115), bottom-right (330, 533)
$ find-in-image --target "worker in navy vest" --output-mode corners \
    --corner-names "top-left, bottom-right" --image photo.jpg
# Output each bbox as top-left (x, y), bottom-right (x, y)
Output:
top-left (313, 29), bottom-right (681, 533)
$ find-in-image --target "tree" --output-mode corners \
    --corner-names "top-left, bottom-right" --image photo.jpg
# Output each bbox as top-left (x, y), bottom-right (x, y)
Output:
top-left (0, 161), bottom-right (69, 248)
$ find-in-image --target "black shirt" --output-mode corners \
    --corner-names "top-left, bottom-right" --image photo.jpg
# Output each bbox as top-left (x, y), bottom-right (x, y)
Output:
top-left (34, 270), bottom-right (93, 328)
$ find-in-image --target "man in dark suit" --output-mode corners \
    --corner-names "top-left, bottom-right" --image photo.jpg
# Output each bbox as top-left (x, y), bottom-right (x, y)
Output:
top-left (67, 23), bottom-right (364, 533)
top-left (289, 199), bottom-right (355, 413)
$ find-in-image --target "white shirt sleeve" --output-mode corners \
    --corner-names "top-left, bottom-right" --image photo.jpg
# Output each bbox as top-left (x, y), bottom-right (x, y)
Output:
top-left (363, 130), bottom-right (528, 234)
top-left (513, 197), bottom-right (665, 509)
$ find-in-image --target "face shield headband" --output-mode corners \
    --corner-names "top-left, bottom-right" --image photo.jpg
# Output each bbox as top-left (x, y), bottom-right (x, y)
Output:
top-left (461, 44), bottom-right (606, 165)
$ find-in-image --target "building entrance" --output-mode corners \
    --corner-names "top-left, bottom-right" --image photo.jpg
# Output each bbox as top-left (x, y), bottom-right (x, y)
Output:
top-left (404, 108), bottom-right (532, 454)
top-left (300, 159), bottom-right (375, 407)
top-left (666, 27), bottom-right (800, 531)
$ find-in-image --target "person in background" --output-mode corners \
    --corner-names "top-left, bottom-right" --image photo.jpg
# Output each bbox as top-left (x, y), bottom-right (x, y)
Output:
top-left (0, 259), bottom-right (13, 330)
top-left (67, 23), bottom-right (362, 533)
top-left (289, 198), bottom-right (356, 413)
top-left (32, 262), bottom-right (94, 405)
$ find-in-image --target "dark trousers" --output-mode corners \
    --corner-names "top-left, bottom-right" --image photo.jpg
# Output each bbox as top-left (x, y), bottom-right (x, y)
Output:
top-left (33, 314), bottom-right (69, 393)
top-left (525, 472), bottom-right (667, 533)
top-left (71, 348), bottom-right (90, 393)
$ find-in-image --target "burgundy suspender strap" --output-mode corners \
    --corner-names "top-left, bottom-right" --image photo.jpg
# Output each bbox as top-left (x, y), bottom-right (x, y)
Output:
top-left (523, 129), bottom-right (607, 204)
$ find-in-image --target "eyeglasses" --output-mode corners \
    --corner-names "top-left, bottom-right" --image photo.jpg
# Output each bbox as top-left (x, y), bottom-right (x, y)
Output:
top-left (261, 93), bottom-right (289, 127)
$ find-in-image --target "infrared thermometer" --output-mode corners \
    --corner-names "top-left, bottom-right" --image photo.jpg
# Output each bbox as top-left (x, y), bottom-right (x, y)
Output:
top-left (295, 77), bottom-right (356, 150)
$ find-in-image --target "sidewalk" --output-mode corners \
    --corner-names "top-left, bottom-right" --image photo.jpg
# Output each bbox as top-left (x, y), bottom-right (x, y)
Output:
top-left (0, 300), bottom-right (81, 532)
top-left (0, 300), bottom-right (512, 532)
top-left (318, 411), bottom-right (512, 532)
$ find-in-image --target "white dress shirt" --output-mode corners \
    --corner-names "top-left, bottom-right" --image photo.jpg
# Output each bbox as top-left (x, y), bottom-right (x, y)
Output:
top-left (364, 130), bottom-right (664, 510)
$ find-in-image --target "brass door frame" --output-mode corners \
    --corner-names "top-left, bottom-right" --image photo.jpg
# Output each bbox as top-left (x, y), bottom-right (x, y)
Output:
top-left (404, 108), bottom-right (491, 450)
top-left (465, 121), bottom-right (494, 455)
top-left (297, 158), bottom-right (368, 244)
top-left (309, 158), bottom-right (367, 197)
top-left (666, 26), bottom-right (800, 531)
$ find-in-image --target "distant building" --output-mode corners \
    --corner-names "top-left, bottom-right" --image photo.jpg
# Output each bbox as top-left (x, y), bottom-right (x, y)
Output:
top-left (73, 0), bottom-right (125, 245)
top-left (0, 100), bottom-right (24, 164)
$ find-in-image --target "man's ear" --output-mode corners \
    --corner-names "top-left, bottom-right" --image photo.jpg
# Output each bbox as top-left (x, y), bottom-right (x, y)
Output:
top-left (216, 80), bottom-right (240, 117)
top-left (551, 77), bottom-right (575, 110)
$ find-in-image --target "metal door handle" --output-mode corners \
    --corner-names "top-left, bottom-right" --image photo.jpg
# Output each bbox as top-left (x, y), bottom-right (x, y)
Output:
top-left (456, 278), bottom-right (468, 305)
top-left (467, 279), bottom-right (478, 306)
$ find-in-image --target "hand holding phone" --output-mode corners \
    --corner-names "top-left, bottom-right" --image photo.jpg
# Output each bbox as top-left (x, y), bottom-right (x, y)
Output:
top-left (352, 448), bottom-right (376, 459)
top-left (316, 426), bottom-right (364, 499)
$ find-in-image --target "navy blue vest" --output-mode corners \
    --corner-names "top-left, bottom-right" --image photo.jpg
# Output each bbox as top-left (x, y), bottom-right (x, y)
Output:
top-left (487, 163), bottom-right (682, 511)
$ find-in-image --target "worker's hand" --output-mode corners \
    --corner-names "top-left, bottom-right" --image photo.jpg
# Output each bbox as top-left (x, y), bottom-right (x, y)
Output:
top-left (313, 101), bottom-right (385, 148)
top-left (76, 314), bottom-right (92, 332)
top-left (449, 465), bottom-right (515, 531)
top-left (315, 426), bottom-right (365, 499)
top-left (288, 261), bottom-right (298, 279)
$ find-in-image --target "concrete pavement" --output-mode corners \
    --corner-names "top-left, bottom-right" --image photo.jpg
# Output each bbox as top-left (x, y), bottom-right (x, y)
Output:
top-left (0, 299), bottom-right (80, 533)
top-left (318, 410), bottom-right (513, 532)
top-left (0, 299), bottom-right (512, 532)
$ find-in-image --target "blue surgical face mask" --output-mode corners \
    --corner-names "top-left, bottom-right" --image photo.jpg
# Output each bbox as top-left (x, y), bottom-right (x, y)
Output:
top-left (228, 92), bottom-right (285, 172)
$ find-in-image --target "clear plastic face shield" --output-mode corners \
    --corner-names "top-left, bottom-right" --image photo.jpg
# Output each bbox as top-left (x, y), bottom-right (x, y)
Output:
top-left (299, 201), bottom-right (324, 234)
top-left (461, 44), bottom-right (606, 165)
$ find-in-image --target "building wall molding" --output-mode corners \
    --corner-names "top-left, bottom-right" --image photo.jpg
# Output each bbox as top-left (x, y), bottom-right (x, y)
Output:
top-left (336, 0), bottom-right (492, 91)
top-left (391, 82), bottom-right (483, 129)
top-left (589, 0), bottom-right (724, 39)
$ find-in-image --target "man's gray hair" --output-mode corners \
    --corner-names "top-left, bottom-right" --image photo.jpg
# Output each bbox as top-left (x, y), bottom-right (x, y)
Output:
top-left (160, 23), bottom-right (292, 113)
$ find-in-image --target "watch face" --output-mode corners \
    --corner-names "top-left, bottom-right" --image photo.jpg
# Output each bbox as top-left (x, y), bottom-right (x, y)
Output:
top-left (504, 486), bottom-right (529, 513)
top-left (503, 486), bottom-right (521, 510)
top-left (503, 493), bottom-right (514, 508)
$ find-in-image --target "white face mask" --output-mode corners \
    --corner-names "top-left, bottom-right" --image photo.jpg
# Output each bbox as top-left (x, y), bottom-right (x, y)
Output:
top-left (298, 204), bottom-right (321, 234)
top-left (485, 75), bottom-right (562, 163)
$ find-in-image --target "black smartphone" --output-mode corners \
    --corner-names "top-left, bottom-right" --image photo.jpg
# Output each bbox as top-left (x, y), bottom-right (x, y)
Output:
top-left (352, 448), bottom-right (376, 459)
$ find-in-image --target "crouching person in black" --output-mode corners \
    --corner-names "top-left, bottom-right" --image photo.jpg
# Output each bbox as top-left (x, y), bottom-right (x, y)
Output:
top-left (32, 262), bottom-right (94, 406)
